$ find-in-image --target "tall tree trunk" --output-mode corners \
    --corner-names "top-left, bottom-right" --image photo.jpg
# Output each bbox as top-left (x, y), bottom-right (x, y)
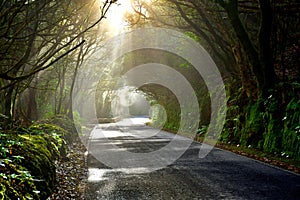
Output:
top-left (219, 0), bottom-right (277, 98)
top-left (56, 65), bottom-right (66, 115)
top-left (68, 39), bottom-right (84, 121)
top-left (27, 79), bottom-right (38, 121)
top-left (222, 1), bottom-right (262, 88)
top-left (27, 88), bottom-right (38, 121)
top-left (4, 87), bottom-right (14, 118)
top-left (258, 0), bottom-right (277, 94)
top-left (232, 44), bottom-right (258, 99)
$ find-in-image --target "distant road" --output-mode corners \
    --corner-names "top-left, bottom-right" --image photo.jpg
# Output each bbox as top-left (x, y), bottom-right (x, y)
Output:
top-left (85, 118), bottom-right (300, 199)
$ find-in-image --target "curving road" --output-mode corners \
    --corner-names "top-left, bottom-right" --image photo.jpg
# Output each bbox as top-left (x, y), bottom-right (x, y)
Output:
top-left (85, 118), bottom-right (300, 199)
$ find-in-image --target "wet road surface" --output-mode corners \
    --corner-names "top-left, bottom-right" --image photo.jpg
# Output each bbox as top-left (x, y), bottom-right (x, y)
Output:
top-left (85, 118), bottom-right (300, 199)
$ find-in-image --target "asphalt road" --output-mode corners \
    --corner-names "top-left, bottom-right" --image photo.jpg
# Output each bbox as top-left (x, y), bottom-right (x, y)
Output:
top-left (85, 118), bottom-right (300, 200)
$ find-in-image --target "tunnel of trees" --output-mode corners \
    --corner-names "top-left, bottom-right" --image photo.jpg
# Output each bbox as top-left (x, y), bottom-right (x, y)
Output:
top-left (95, 0), bottom-right (299, 158)
top-left (124, 0), bottom-right (300, 158)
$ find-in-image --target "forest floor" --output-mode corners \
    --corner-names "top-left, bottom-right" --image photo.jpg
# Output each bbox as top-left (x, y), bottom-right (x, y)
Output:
top-left (47, 138), bottom-right (88, 200)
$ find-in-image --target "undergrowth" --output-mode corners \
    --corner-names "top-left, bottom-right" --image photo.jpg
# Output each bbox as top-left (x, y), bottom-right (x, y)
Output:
top-left (0, 115), bottom-right (77, 199)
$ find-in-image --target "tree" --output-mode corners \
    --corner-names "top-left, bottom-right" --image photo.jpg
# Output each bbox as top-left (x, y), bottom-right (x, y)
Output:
top-left (123, 0), bottom-right (300, 156)
top-left (216, 0), bottom-right (277, 97)
top-left (128, 0), bottom-right (283, 97)
top-left (0, 0), bottom-right (115, 119)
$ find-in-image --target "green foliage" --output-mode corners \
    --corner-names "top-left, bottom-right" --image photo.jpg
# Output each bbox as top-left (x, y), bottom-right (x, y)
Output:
top-left (38, 115), bottom-right (78, 143)
top-left (150, 103), bottom-right (167, 129)
top-left (28, 124), bottom-right (67, 158)
top-left (0, 157), bottom-right (40, 200)
top-left (221, 81), bottom-right (300, 160)
top-left (0, 133), bottom-right (55, 199)
top-left (241, 100), bottom-right (264, 147)
top-left (150, 103), bottom-right (179, 132)
top-left (185, 31), bottom-right (200, 42)
top-left (0, 118), bottom-right (71, 199)
top-left (43, 111), bottom-right (55, 120)
top-left (72, 111), bottom-right (82, 125)
top-left (220, 81), bottom-right (244, 144)
top-left (17, 135), bottom-right (57, 199)
top-left (179, 62), bottom-right (190, 69)
top-left (164, 105), bottom-right (180, 132)
top-left (197, 125), bottom-right (208, 135)
top-left (281, 98), bottom-right (300, 159)
top-left (260, 84), bottom-right (300, 159)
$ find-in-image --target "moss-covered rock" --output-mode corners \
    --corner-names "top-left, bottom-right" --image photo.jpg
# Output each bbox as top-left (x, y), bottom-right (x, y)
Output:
top-left (15, 135), bottom-right (57, 199)
top-left (28, 124), bottom-right (68, 159)
top-left (0, 120), bottom-right (70, 199)
top-left (0, 156), bottom-right (40, 199)
top-left (0, 133), bottom-right (57, 199)
top-left (38, 115), bottom-right (78, 143)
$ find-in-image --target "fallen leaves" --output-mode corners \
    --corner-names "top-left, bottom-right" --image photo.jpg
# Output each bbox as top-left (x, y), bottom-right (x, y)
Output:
top-left (47, 138), bottom-right (88, 200)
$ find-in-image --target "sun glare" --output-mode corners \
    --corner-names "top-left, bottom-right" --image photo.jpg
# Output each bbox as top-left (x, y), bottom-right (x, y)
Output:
top-left (104, 0), bottom-right (150, 34)
top-left (106, 0), bottom-right (134, 33)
